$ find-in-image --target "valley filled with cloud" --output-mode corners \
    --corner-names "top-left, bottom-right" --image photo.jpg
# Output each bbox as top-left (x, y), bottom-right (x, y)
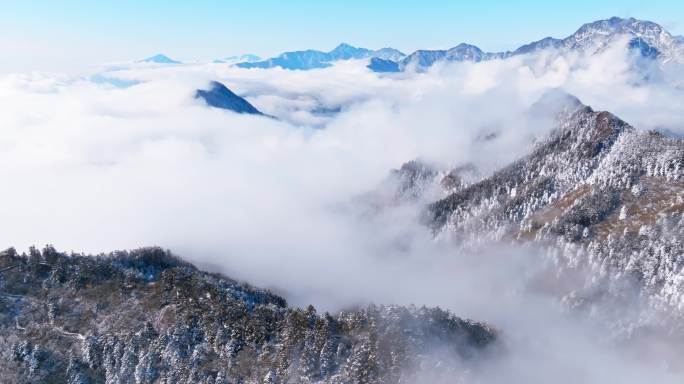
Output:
top-left (1, 17), bottom-right (684, 383)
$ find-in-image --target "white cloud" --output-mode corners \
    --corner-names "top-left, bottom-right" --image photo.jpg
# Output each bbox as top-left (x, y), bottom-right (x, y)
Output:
top-left (0, 41), bottom-right (683, 382)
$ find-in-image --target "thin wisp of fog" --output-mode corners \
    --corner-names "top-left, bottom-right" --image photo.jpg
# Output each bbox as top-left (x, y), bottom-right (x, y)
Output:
top-left (1, 16), bottom-right (684, 383)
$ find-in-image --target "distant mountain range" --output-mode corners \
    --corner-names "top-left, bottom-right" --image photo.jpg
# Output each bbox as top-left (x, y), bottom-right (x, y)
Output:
top-left (195, 81), bottom-right (264, 115)
top-left (373, 17), bottom-right (684, 72)
top-left (138, 18), bottom-right (682, 72)
top-left (210, 17), bottom-right (682, 72)
top-left (236, 43), bottom-right (405, 70)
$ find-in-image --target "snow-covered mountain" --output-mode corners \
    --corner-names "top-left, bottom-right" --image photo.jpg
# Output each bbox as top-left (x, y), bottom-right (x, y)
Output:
top-left (381, 91), bottom-right (684, 333)
top-left (511, 36), bottom-right (564, 55)
top-left (3, 15), bottom-right (684, 383)
top-left (373, 17), bottom-right (684, 72)
top-left (237, 43), bottom-right (405, 70)
top-left (369, 47), bottom-right (406, 61)
top-left (213, 54), bottom-right (261, 64)
top-left (0, 247), bottom-right (496, 383)
top-left (135, 18), bottom-right (682, 72)
top-left (398, 43), bottom-right (507, 70)
top-left (560, 17), bottom-right (682, 60)
top-left (3, 89), bottom-right (681, 382)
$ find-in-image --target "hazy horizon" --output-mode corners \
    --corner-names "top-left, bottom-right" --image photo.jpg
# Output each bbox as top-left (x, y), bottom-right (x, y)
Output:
top-left (2, 0), bottom-right (683, 73)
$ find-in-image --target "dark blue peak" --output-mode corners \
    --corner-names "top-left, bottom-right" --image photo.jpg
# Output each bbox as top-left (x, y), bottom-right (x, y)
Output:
top-left (195, 81), bottom-right (263, 115)
top-left (367, 57), bottom-right (400, 73)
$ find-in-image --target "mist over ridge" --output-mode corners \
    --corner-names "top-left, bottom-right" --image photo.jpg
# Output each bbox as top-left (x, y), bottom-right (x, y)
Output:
top-left (1, 14), bottom-right (684, 384)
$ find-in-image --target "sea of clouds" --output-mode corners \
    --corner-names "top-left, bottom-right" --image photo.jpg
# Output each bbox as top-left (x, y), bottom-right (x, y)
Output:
top-left (1, 37), bottom-right (684, 382)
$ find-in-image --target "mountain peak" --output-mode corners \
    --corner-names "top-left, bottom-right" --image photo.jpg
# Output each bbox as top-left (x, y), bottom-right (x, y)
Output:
top-left (332, 42), bottom-right (356, 50)
top-left (373, 47), bottom-right (406, 61)
top-left (328, 43), bottom-right (371, 59)
top-left (529, 88), bottom-right (585, 119)
top-left (574, 16), bottom-right (664, 34)
top-left (140, 54), bottom-right (181, 64)
top-left (564, 16), bottom-right (681, 61)
top-left (452, 42), bottom-right (482, 49)
top-left (195, 81), bottom-right (264, 115)
top-left (370, 17), bottom-right (683, 73)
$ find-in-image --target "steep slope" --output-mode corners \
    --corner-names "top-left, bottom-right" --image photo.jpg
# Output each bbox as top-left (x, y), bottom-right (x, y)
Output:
top-left (422, 93), bottom-right (683, 329)
top-left (0, 247), bottom-right (496, 383)
top-left (195, 81), bottom-right (264, 115)
top-left (238, 44), bottom-right (405, 70)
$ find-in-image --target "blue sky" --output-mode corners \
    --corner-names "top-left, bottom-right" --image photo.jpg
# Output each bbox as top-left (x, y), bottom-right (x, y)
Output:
top-left (1, 0), bottom-right (683, 72)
